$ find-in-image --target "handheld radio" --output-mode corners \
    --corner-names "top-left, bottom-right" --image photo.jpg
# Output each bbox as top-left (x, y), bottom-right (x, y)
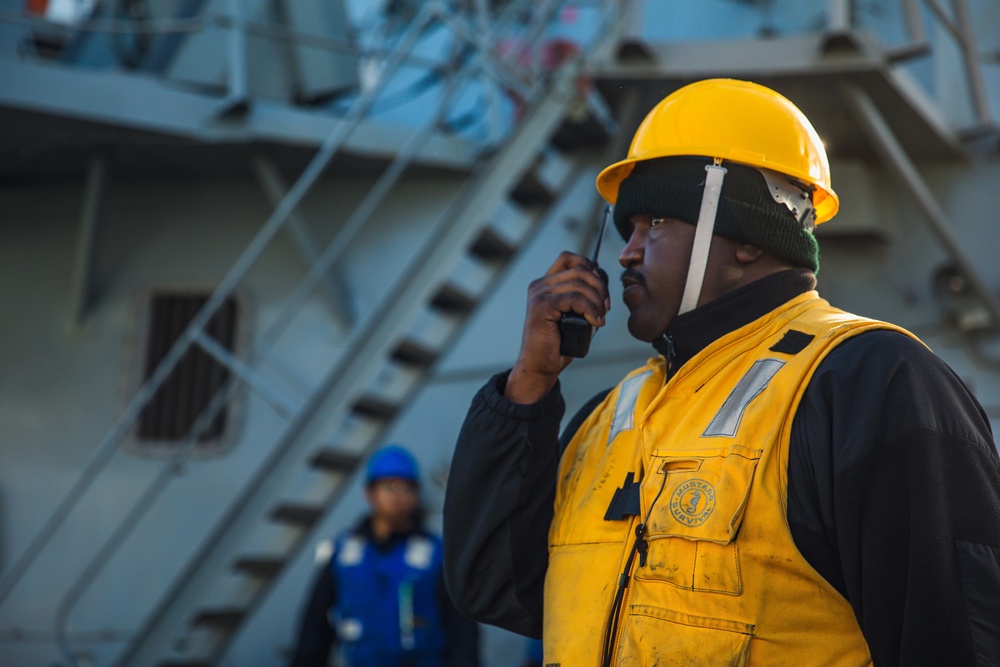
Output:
top-left (559, 207), bottom-right (611, 358)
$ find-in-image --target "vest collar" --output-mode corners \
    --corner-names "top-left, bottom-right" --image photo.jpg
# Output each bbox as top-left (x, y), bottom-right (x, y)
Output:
top-left (652, 269), bottom-right (817, 369)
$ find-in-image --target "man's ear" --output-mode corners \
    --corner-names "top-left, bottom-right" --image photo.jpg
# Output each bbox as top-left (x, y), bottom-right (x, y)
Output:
top-left (735, 243), bottom-right (765, 264)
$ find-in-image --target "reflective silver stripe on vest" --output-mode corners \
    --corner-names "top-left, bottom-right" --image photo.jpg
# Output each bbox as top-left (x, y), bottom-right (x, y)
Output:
top-left (609, 370), bottom-right (653, 445)
top-left (703, 358), bottom-right (786, 437)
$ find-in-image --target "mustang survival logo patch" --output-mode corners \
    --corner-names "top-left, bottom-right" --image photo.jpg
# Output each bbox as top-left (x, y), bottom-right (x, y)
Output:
top-left (669, 478), bottom-right (717, 527)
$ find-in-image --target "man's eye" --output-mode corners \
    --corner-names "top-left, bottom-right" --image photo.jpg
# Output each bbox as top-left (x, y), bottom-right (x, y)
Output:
top-left (650, 217), bottom-right (665, 227)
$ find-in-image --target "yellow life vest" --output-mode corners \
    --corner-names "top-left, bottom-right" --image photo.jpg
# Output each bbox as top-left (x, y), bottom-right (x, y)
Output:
top-left (544, 292), bottom-right (917, 666)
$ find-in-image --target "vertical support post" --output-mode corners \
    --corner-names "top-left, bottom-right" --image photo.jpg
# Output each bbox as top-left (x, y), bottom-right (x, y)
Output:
top-left (950, 0), bottom-right (992, 131)
top-left (902, 0), bottom-right (927, 43)
top-left (280, 0), bottom-right (359, 103)
top-left (605, 0), bottom-right (635, 60)
top-left (827, 0), bottom-right (852, 31)
top-left (70, 153), bottom-right (107, 328)
top-left (225, 0), bottom-right (248, 112)
top-left (843, 83), bottom-right (1000, 330)
top-left (884, 0), bottom-right (932, 62)
top-left (619, 0), bottom-right (641, 41)
top-left (475, 0), bottom-right (502, 144)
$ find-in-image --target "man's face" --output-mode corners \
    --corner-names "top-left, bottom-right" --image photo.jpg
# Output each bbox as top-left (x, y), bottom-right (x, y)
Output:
top-left (618, 215), bottom-right (695, 341)
top-left (366, 477), bottom-right (419, 529)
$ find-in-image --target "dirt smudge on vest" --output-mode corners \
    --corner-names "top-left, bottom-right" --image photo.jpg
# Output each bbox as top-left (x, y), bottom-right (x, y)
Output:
top-left (594, 467), bottom-right (612, 491)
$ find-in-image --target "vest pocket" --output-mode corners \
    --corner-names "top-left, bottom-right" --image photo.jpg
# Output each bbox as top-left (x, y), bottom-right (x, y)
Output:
top-left (637, 445), bottom-right (761, 594)
top-left (614, 605), bottom-right (754, 666)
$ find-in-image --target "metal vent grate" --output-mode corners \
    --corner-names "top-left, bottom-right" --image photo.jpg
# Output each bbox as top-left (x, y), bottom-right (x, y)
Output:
top-left (137, 293), bottom-right (238, 442)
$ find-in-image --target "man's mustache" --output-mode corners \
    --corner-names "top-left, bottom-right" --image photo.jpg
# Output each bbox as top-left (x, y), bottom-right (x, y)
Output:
top-left (620, 269), bottom-right (645, 287)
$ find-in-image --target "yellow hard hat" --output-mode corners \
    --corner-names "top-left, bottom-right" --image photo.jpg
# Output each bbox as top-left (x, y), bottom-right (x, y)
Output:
top-left (596, 78), bottom-right (839, 224)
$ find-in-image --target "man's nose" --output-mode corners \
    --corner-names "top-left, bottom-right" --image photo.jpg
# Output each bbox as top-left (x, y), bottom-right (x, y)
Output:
top-left (619, 229), bottom-right (643, 268)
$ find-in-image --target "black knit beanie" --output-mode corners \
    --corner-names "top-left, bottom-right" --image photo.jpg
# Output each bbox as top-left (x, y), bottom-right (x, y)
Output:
top-left (613, 157), bottom-right (820, 273)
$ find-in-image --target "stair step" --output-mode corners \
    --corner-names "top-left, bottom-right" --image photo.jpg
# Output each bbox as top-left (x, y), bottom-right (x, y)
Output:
top-left (616, 37), bottom-right (657, 62)
top-left (553, 113), bottom-right (612, 151)
top-left (510, 168), bottom-right (556, 207)
top-left (352, 395), bottom-right (400, 421)
top-left (470, 228), bottom-right (516, 261)
top-left (233, 556), bottom-right (285, 579)
top-left (309, 449), bottom-right (362, 473)
top-left (192, 609), bottom-right (245, 631)
top-left (491, 201), bottom-right (533, 248)
top-left (431, 283), bottom-right (477, 314)
top-left (391, 339), bottom-right (439, 368)
top-left (553, 88), bottom-right (615, 152)
top-left (270, 503), bottom-right (324, 527)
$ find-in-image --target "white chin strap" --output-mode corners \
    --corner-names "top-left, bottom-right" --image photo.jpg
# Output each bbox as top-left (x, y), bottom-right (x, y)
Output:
top-left (678, 160), bottom-right (727, 315)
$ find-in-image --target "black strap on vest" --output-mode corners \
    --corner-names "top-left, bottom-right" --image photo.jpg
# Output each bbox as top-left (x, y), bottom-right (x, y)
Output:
top-left (770, 329), bottom-right (815, 355)
top-left (604, 473), bottom-right (642, 521)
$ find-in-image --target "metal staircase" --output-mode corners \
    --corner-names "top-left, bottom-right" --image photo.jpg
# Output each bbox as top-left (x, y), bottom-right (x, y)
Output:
top-left (116, 60), bottom-right (614, 667)
top-left (0, 2), bottom-right (623, 666)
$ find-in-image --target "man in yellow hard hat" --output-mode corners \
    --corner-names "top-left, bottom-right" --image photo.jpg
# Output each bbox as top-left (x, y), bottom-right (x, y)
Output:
top-left (442, 79), bottom-right (1000, 665)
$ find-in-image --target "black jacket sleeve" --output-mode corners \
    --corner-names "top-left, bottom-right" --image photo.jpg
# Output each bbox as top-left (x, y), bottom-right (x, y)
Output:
top-left (442, 371), bottom-right (565, 638)
top-left (439, 571), bottom-right (481, 667)
top-left (787, 330), bottom-right (1000, 666)
top-left (287, 562), bottom-right (336, 667)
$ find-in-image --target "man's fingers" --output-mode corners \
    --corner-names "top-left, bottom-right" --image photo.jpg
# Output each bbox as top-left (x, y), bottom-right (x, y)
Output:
top-left (543, 250), bottom-right (599, 277)
top-left (542, 286), bottom-right (607, 326)
top-left (529, 267), bottom-right (609, 325)
top-left (535, 260), bottom-right (610, 300)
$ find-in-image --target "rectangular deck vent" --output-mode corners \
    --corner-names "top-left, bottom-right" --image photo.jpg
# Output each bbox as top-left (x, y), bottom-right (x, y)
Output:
top-left (137, 293), bottom-right (238, 443)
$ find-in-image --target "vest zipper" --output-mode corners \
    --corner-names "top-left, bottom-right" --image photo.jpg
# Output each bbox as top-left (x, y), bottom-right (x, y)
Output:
top-left (661, 333), bottom-right (677, 381)
top-left (600, 472), bottom-right (669, 667)
top-left (600, 522), bottom-right (646, 667)
top-left (635, 525), bottom-right (649, 567)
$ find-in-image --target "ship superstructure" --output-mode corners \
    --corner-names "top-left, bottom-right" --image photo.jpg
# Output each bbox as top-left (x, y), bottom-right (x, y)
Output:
top-left (1, 1), bottom-right (998, 665)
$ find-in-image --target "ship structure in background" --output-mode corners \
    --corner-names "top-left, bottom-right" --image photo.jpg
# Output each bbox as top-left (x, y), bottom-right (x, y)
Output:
top-left (0, 1), bottom-right (998, 665)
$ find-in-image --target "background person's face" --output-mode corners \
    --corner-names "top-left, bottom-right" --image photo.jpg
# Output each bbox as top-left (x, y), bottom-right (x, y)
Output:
top-left (366, 477), bottom-right (419, 528)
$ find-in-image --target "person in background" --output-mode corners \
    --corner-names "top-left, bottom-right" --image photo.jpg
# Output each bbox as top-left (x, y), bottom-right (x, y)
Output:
top-left (289, 445), bottom-right (479, 667)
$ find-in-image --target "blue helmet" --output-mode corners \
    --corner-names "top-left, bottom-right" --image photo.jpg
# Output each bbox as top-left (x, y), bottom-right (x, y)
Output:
top-left (365, 445), bottom-right (420, 485)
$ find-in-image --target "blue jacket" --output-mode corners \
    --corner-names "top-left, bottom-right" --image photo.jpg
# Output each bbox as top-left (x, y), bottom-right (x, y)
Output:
top-left (331, 528), bottom-right (445, 666)
top-left (289, 517), bottom-right (479, 667)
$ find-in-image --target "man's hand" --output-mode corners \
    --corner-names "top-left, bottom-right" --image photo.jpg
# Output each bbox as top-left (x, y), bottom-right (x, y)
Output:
top-left (505, 251), bottom-right (610, 404)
